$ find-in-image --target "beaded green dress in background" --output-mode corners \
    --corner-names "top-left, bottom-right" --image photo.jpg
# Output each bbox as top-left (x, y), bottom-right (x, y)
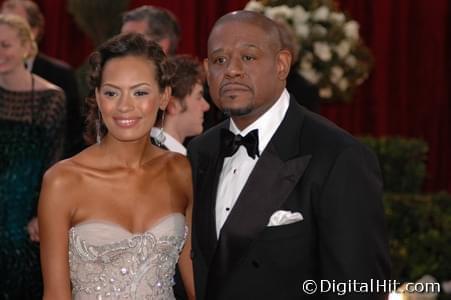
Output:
top-left (0, 83), bottom-right (65, 299)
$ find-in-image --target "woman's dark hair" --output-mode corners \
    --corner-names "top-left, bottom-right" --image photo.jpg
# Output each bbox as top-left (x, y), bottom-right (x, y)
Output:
top-left (84, 33), bottom-right (174, 144)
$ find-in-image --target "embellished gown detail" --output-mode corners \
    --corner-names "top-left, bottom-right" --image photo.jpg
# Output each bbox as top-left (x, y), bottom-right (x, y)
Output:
top-left (0, 85), bottom-right (66, 299)
top-left (69, 213), bottom-right (188, 299)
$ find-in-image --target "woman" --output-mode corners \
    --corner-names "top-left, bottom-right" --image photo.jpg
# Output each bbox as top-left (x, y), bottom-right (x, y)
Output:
top-left (38, 33), bottom-right (194, 299)
top-left (0, 14), bottom-right (66, 299)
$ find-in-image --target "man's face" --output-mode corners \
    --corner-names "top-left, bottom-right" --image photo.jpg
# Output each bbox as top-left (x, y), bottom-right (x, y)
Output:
top-left (121, 20), bottom-right (169, 54)
top-left (175, 83), bottom-right (210, 137)
top-left (205, 20), bottom-right (290, 127)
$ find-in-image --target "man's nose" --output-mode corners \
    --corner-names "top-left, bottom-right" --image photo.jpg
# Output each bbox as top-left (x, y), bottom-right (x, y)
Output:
top-left (201, 97), bottom-right (210, 111)
top-left (225, 56), bottom-right (244, 78)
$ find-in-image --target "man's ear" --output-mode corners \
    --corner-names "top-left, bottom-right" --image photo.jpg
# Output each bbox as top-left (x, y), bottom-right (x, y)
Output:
top-left (166, 96), bottom-right (183, 115)
top-left (276, 49), bottom-right (292, 81)
top-left (158, 38), bottom-right (171, 55)
top-left (203, 58), bottom-right (209, 79)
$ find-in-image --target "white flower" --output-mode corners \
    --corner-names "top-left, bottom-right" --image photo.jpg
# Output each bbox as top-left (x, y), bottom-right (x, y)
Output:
top-left (312, 6), bottom-right (329, 22)
top-left (244, 0), bottom-right (265, 12)
top-left (292, 5), bottom-right (309, 23)
top-left (338, 78), bottom-right (349, 91)
top-left (295, 23), bottom-right (310, 38)
top-left (330, 66), bottom-right (344, 84)
top-left (319, 87), bottom-right (333, 98)
top-left (345, 55), bottom-right (357, 67)
top-left (264, 5), bottom-right (293, 20)
top-left (311, 24), bottom-right (327, 37)
top-left (343, 20), bottom-right (359, 40)
top-left (300, 68), bottom-right (321, 84)
top-left (330, 12), bottom-right (345, 24)
top-left (334, 40), bottom-right (351, 58)
top-left (300, 55), bottom-right (313, 70)
top-left (313, 42), bottom-right (332, 61)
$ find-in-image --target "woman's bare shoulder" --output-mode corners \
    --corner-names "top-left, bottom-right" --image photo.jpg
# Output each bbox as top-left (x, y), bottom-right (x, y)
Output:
top-left (164, 152), bottom-right (191, 174)
top-left (43, 146), bottom-right (99, 188)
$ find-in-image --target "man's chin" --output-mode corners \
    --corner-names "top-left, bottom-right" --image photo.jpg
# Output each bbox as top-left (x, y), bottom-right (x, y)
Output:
top-left (223, 106), bottom-right (253, 117)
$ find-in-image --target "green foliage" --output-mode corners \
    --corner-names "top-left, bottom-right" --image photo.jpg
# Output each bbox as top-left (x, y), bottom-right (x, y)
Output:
top-left (384, 193), bottom-right (451, 283)
top-left (360, 137), bottom-right (428, 193)
top-left (67, 0), bottom-right (130, 46)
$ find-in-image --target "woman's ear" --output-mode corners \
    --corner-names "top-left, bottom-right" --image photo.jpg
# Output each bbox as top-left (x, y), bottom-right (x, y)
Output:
top-left (160, 86), bottom-right (171, 110)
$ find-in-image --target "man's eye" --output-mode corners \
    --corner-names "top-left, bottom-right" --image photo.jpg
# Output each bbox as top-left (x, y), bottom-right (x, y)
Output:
top-left (242, 55), bottom-right (255, 61)
top-left (134, 91), bottom-right (149, 96)
top-left (213, 57), bottom-right (227, 64)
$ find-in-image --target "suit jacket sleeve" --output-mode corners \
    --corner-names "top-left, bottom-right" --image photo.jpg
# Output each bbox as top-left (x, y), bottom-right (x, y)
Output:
top-left (316, 144), bottom-right (391, 299)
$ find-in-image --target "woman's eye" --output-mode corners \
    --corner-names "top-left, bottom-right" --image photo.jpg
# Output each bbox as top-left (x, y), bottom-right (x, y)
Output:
top-left (103, 90), bottom-right (117, 97)
top-left (134, 90), bottom-right (149, 96)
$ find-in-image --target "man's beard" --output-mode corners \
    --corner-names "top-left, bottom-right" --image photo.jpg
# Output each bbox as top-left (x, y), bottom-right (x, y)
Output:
top-left (223, 105), bottom-right (253, 117)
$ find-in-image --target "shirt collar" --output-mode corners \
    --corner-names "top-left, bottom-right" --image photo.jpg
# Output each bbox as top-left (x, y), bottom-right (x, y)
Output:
top-left (150, 127), bottom-right (187, 155)
top-left (229, 88), bottom-right (290, 154)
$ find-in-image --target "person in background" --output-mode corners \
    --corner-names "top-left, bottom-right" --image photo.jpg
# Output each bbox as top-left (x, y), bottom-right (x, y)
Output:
top-left (0, 14), bottom-right (66, 299)
top-left (121, 5), bottom-right (180, 56)
top-left (38, 33), bottom-right (194, 300)
top-left (152, 55), bottom-right (210, 154)
top-left (2, 0), bottom-right (84, 157)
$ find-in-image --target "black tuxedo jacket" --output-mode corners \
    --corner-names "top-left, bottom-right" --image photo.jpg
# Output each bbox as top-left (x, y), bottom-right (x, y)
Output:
top-left (32, 53), bottom-right (84, 157)
top-left (187, 97), bottom-right (390, 300)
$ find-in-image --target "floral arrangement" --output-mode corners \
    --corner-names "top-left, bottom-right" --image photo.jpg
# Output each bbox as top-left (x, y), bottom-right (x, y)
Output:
top-left (244, 0), bottom-right (373, 102)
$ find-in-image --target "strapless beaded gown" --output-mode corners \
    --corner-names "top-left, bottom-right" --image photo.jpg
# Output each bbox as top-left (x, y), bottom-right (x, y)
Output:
top-left (69, 213), bottom-right (187, 300)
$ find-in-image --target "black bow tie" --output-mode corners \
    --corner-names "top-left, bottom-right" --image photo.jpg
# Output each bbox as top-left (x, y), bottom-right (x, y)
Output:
top-left (220, 128), bottom-right (260, 159)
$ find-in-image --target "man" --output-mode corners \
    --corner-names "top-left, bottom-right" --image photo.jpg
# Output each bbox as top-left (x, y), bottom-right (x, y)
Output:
top-left (151, 55), bottom-right (210, 154)
top-left (121, 5), bottom-right (180, 55)
top-left (2, 0), bottom-right (84, 158)
top-left (188, 11), bottom-right (390, 300)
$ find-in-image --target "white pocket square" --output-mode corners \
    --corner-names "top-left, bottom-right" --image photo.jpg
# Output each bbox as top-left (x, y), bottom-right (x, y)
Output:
top-left (267, 210), bottom-right (304, 227)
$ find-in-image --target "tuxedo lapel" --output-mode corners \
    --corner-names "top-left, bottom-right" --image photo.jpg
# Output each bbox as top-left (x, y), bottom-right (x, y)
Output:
top-left (207, 99), bottom-right (312, 295)
top-left (193, 121), bottom-right (229, 265)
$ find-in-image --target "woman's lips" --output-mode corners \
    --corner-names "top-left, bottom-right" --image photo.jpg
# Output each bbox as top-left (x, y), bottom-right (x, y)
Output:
top-left (113, 118), bottom-right (141, 128)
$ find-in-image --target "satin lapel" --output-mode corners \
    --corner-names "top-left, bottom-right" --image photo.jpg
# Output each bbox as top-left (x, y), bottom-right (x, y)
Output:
top-left (208, 98), bottom-right (312, 288)
top-left (194, 152), bottom-right (223, 264)
top-left (193, 121), bottom-right (229, 266)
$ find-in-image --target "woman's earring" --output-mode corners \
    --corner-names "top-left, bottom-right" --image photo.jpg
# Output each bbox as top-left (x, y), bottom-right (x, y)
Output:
top-left (96, 109), bottom-right (102, 144)
top-left (155, 109), bottom-right (166, 146)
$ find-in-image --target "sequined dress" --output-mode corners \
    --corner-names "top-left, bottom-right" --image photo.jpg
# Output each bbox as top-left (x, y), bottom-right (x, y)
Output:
top-left (0, 84), bottom-right (66, 299)
top-left (69, 213), bottom-right (188, 299)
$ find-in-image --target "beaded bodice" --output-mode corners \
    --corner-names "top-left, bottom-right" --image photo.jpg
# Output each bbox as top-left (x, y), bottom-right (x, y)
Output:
top-left (69, 213), bottom-right (187, 300)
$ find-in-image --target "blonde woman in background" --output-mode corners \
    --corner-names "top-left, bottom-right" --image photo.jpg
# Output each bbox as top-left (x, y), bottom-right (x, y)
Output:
top-left (0, 14), bottom-right (66, 299)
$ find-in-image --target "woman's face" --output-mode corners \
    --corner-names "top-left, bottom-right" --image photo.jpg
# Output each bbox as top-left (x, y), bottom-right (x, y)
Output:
top-left (96, 55), bottom-right (169, 143)
top-left (0, 24), bottom-right (29, 74)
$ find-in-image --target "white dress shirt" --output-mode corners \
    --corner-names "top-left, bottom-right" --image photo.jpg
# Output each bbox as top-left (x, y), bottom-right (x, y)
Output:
top-left (215, 89), bottom-right (290, 236)
top-left (150, 127), bottom-right (187, 155)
